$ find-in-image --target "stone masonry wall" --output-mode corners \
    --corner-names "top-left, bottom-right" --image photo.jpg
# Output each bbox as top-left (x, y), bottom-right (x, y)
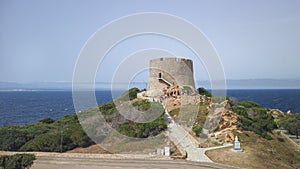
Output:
top-left (148, 57), bottom-right (195, 91)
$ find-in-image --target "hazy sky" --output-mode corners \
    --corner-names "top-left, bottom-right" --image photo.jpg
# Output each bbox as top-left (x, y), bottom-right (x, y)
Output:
top-left (1, 0), bottom-right (300, 83)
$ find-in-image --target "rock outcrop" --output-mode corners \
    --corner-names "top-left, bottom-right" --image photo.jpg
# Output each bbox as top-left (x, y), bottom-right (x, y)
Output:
top-left (200, 101), bottom-right (240, 145)
top-left (268, 109), bottom-right (286, 119)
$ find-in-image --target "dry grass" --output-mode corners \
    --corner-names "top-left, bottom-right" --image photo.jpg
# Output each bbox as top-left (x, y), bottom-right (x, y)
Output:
top-left (206, 131), bottom-right (300, 169)
top-left (66, 144), bottom-right (110, 154)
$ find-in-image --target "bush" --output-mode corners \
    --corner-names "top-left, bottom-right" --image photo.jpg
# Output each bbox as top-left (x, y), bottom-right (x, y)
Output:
top-left (192, 124), bottom-right (202, 136)
top-left (39, 117), bottom-right (55, 124)
top-left (197, 87), bottom-right (212, 97)
top-left (118, 115), bottom-right (167, 138)
top-left (0, 154), bottom-right (35, 169)
top-left (0, 122), bottom-right (56, 151)
top-left (232, 105), bottom-right (249, 117)
top-left (20, 114), bottom-right (94, 152)
top-left (232, 101), bottom-right (277, 139)
top-left (278, 113), bottom-right (300, 136)
top-left (99, 101), bottom-right (116, 115)
top-left (132, 100), bottom-right (151, 110)
top-left (0, 128), bottom-right (30, 151)
top-left (20, 132), bottom-right (61, 152)
top-left (118, 88), bottom-right (140, 101)
top-left (128, 88), bottom-right (139, 100)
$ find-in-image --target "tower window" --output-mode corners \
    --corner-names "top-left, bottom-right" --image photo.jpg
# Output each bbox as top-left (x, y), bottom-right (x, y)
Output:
top-left (159, 73), bottom-right (162, 78)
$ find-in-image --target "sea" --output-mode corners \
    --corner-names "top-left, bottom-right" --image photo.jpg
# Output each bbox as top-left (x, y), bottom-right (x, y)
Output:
top-left (0, 89), bottom-right (299, 126)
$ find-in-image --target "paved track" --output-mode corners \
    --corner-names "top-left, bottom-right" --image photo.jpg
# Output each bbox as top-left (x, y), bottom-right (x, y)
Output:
top-left (31, 156), bottom-right (236, 169)
top-left (0, 151), bottom-right (237, 169)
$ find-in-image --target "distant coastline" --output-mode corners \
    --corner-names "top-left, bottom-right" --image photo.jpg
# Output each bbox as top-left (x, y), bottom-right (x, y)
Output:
top-left (1, 79), bottom-right (300, 90)
top-left (0, 89), bottom-right (300, 126)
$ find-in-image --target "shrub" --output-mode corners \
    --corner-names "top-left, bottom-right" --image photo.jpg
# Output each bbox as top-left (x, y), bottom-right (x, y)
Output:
top-left (132, 100), bottom-right (151, 110)
top-left (0, 154), bottom-right (35, 169)
top-left (128, 88), bottom-right (139, 100)
top-left (20, 114), bottom-right (94, 152)
top-left (232, 105), bottom-right (248, 117)
top-left (232, 101), bottom-right (277, 140)
top-left (278, 113), bottom-right (300, 136)
top-left (99, 101), bottom-right (116, 115)
top-left (118, 115), bottom-right (167, 138)
top-left (118, 88), bottom-right (140, 101)
top-left (0, 128), bottom-right (30, 151)
top-left (197, 87), bottom-right (212, 97)
top-left (192, 124), bottom-right (202, 136)
top-left (39, 117), bottom-right (55, 124)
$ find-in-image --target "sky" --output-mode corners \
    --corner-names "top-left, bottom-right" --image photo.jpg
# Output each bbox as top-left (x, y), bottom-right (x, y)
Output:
top-left (1, 0), bottom-right (300, 84)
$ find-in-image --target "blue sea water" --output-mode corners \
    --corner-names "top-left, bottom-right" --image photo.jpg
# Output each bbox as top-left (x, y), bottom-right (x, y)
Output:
top-left (0, 89), bottom-right (299, 126)
top-left (227, 89), bottom-right (300, 113)
top-left (0, 90), bottom-right (116, 126)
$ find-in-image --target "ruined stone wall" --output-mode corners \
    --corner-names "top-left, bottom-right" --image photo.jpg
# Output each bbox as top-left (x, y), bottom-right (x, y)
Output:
top-left (148, 57), bottom-right (195, 91)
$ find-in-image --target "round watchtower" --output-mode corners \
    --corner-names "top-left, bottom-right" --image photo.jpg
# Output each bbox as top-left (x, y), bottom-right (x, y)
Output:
top-left (148, 57), bottom-right (195, 91)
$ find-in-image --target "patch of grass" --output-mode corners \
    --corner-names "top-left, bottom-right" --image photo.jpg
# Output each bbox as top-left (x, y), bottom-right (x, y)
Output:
top-left (212, 141), bottom-right (220, 146)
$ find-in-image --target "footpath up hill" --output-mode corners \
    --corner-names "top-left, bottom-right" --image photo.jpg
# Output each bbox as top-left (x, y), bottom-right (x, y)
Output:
top-left (164, 88), bottom-right (300, 168)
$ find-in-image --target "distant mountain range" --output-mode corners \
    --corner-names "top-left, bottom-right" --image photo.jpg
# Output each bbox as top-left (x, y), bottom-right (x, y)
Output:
top-left (0, 79), bottom-right (299, 90)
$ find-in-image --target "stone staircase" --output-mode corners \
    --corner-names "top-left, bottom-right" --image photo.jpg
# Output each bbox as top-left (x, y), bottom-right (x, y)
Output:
top-left (163, 105), bottom-right (213, 162)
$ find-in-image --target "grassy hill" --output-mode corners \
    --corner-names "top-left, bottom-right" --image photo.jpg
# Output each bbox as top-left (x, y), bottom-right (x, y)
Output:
top-left (0, 88), bottom-right (167, 153)
top-left (0, 87), bottom-right (299, 168)
top-left (0, 114), bottom-right (94, 152)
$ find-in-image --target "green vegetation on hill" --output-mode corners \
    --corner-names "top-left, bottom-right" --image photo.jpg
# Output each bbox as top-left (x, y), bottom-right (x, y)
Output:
top-left (0, 115), bottom-right (94, 152)
top-left (100, 98), bottom-right (167, 138)
top-left (118, 115), bottom-right (167, 138)
top-left (99, 101), bottom-right (116, 115)
top-left (197, 87), bottom-right (212, 97)
top-left (132, 99), bottom-right (151, 110)
top-left (0, 154), bottom-right (35, 169)
top-left (278, 113), bottom-right (300, 137)
top-left (0, 88), bottom-right (167, 152)
top-left (231, 101), bottom-right (277, 140)
top-left (117, 87), bottom-right (139, 101)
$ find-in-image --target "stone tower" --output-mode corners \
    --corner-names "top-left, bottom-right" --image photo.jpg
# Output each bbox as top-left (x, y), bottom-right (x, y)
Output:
top-left (148, 57), bottom-right (195, 92)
